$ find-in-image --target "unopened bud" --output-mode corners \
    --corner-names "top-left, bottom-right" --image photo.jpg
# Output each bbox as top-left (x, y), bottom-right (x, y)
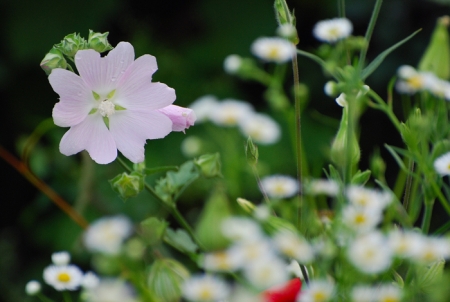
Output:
top-left (56, 32), bottom-right (87, 57)
top-left (148, 259), bottom-right (190, 302)
top-left (40, 48), bottom-right (67, 75)
top-left (236, 197), bottom-right (256, 213)
top-left (245, 136), bottom-right (259, 165)
top-left (25, 281), bottom-right (41, 296)
top-left (109, 171), bottom-right (144, 201)
top-left (88, 30), bottom-right (113, 53)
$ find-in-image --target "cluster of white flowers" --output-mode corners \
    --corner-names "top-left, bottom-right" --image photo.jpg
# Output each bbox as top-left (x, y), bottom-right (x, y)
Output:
top-left (396, 65), bottom-right (450, 99)
top-left (189, 96), bottom-right (281, 145)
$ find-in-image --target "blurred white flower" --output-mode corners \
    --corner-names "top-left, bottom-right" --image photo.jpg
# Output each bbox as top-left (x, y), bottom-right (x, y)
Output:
top-left (203, 250), bottom-right (241, 272)
top-left (243, 257), bottom-right (289, 289)
top-left (260, 175), bottom-right (299, 199)
top-left (324, 81), bottom-right (338, 97)
top-left (345, 186), bottom-right (392, 211)
top-left (396, 65), bottom-right (430, 94)
top-left (304, 179), bottom-right (339, 196)
top-left (221, 217), bottom-right (264, 243)
top-left (253, 204), bottom-right (271, 221)
top-left (210, 99), bottom-right (254, 127)
top-left (51, 251), bottom-right (71, 266)
top-left (82, 271), bottom-right (100, 289)
top-left (335, 93), bottom-right (347, 107)
top-left (409, 236), bottom-right (450, 263)
top-left (25, 280), bottom-right (41, 296)
top-left (350, 285), bottom-right (376, 302)
top-left (181, 136), bottom-right (203, 157)
top-left (239, 113), bottom-right (281, 145)
top-left (273, 231), bottom-right (315, 264)
top-left (251, 37), bottom-right (296, 63)
top-left (342, 205), bottom-right (382, 233)
top-left (277, 24), bottom-right (297, 39)
top-left (224, 54), bottom-right (243, 74)
top-left (377, 284), bottom-right (403, 302)
top-left (228, 286), bottom-right (264, 302)
top-left (84, 279), bottom-right (137, 302)
top-left (189, 95), bottom-right (220, 122)
top-left (313, 18), bottom-right (353, 43)
top-left (43, 264), bottom-right (83, 291)
top-left (228, 238), bottom-right (277, 265)
top-left (83, 215), bottom-right (133, 255)
top-left (434, 152), bottom-right (450, 176)
top-left (298, 279), bottom-right (334, 302)
top-left (347, 232), bottom-right (392, 274)
top-left (182, 275), bottom-right (230, 302)
top-left (388, 229), bottom-right (423, 259)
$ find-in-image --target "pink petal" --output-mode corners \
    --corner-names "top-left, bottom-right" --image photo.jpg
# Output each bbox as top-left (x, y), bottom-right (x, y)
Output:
top-left (49, 69), bottom-right (93, 127)
top-left (109, 110), bottom-right (172, 163)
top-left (59, 114), bottom-right (117, 164)
top-left (158, 105), bottom-right (196, 132)
top-left (75, 42), bottom-right (135, 93)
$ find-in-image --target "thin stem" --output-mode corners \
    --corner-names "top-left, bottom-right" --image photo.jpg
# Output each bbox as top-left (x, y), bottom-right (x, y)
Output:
top-left (338, 0), bottom-right (346, 18)
top-left (430, 180), bottom-right (450, 215)
top-left (402, 160), bottom-right (414, 211)
top-left (21, 118), bottom-right (55, 164)
top-left (172, 207), bottom-right (206, 250)
top-left (252, 166), bottom-right (271, 205)
top-left (0, 145), bottom-right (88, 229)
top-left (36, 293), bottom-right (56, 302)
top-left (421, 199), bottom-right (435, 234)
top-left (358, 0), bottom-right (383, 73)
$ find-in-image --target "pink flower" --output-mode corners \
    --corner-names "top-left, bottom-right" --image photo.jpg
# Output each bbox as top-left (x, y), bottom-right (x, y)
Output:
top-left (158, 105), bottom-right (196, 133)
top-left (49, 42), bottom-right (176, 164)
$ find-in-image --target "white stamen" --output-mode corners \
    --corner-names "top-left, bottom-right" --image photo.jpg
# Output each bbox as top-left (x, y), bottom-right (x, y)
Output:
top-left (98, 100), bottom-right (116, 117)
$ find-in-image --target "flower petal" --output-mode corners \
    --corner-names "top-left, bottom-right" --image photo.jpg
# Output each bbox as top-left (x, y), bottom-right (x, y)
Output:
top-left (116, 81), bottom-right (176, 111)
top-left (109, 110), bottom-right (172, 163)
top-left (75, 42), bottom-right (134, 93)
top-left (49, 69), bottom-right (93, 127)
top-left (158, 105), bottom-right (196, 132)
top-left (59, 114), bottom-right (117, 164)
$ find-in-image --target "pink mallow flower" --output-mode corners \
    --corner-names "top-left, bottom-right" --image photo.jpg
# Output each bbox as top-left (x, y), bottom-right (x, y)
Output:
top-left (49, 42), bottom-right (191, 164)
top-left (157, 105), bottom-right (196, 133)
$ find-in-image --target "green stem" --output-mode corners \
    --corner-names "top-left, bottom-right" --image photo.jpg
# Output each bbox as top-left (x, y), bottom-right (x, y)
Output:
top-left (402, 160), bottom-right (414, 211)
top-left (338, 0), bottom-right (346, 18)
top-left (117, 157), bottom-right (206, 251)
top-left (430, 180), bottom-right (450, 215)
top-left (421, 199), bottom-right (435, 234)
top-left (358, 0), bottom-right (383, 73)
top-left (62, 291), bottom-right (72, 302)
top-left (36, 293), bottom-right (55, 302)
top-left (21, 118), bottom-right (55, 164)
top-left (368, 90), bottom-right (403, 132)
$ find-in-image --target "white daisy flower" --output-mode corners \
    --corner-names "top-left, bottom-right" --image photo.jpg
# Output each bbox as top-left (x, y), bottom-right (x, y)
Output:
top-left (298, 279), bottom-right (335, 302)
top-left (425, 74), bottom-right (450, 98)
top-left (434, 152), bottom-right (450, 176)
top-left (228, 238), bottom-right (277, 266)
top-left (313, 18), bottom-right (353, 43)
top-left (239, 113), bottom-right (281, 145)
top-left (203, 250), bottom-right (241, 272)
top-left (51, 251), bottom-right (71, 266)
top-left (182, 275), bottom-right (230, 302)
top-left (189, 95), bottom-right (220, 123)
top-left (224, 54), bottom-right (243, 74)
top-left (83, 279), bottom-right (137, 302)
top-left (243, 257), bottom-right (289, 289)
top-left (83, 215), bottom-right (133, 255)
top-left (251, 37), bottom-right (296, 63)
top-left (342, 205), bottom-right (382, 233)
top-left (409, 236), bottom-right (450, 263)
top-left (377, 284), bottom-right (403, 302)
top-left (209, 99), bottom-right (254, 127)
top-left (396, 65), bottom-right (430, 94)
top-left (345, 186), bottom-right (392, 211)
top-left (304, 179), bottom-right (339, 196)
top-left (25, 281), bottom-right (41, 296)
top-left (82, 271), bottom-right (100, 289)
top-left (350, 284), bottom-right (376, 302)
top-left (273, 231), bottom-right (315, 264)
top-left (43, 264), bottom-right (84, 291)
top-left (347, 232), bottom-right (392, 274)
top-left (221, 217), bottom-right (264, 242)
top-left (387, 229), bottom-right (423, 259)
top-left (260, 175), bottom-right (299, 199)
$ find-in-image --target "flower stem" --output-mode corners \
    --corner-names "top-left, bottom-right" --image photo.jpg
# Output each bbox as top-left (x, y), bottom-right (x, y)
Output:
top-left (338, 0), bottom-right (346, 18)
top-left (421, 198), bottom-right (435, 234)
top-left (36, 293), bottom-right (56, 302)
top-left (0, 145), bottom-right (88, 229)
top-left (62, 291), bottom-right (72, 302)
top-left (358, 0), bottom-right (383, 73)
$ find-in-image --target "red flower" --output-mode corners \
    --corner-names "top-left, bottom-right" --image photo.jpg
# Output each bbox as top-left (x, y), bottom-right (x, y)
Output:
top-left (263, 278), bottom-right (302, 302)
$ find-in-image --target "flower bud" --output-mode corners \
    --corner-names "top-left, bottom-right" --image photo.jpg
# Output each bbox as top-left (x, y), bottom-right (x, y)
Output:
top-left (40, 47), bottom-right (67, 75)
top-left (56, 33), bottom-right (87, 57)
top-left (418, 16), bottom-right (450, 80)
top-left (109, 171), bottom-right (144, 201)
top-left (148, 258), bottom-right (190, 302)
top-left (88, 30), bottom-right (113, 53)
top-left (245, 136), bottom-right (259, 166)
top-left (370, 151), bottom-right (386, 180)
top-left (158, 105), bottom-right (196, 133)
top-left (236, 197), bottom-right (256, 214)
top-left (25, 281), bottom-right (41, 296)
top-left (194, 153), bottom-right (222, 178)
top-left (330, 108), bottom-right (360, 167)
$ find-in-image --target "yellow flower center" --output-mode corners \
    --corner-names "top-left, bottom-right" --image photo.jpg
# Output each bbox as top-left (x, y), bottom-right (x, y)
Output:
top-left (199, 287), bottom-right (213, 300)
top-left (267, 47), bottom-right (280, 60)
top-left (354, 214), bottom-right (366, 225)
top-left (57, 272), bottom-right (71, 283)
top-left (407, 76), bottom-right (423, 89)
top-left (381, 296), bottom-right (399, 302)
top-left (313, 291), bottom-right (327, 302)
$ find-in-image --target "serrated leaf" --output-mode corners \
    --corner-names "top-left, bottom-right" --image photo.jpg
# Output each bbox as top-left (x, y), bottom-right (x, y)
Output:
top-left (164, 228), bottom-right (198, 254)
top-left (361, 29), bottom-right (422, 80)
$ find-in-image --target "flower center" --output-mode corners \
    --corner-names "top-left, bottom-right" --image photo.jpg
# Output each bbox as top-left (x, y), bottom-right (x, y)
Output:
top-left (57, 272), bottom-right (71, 283)
top-left (199, 287), bottom-right (213, 300)
top-left (98, 100), bottom-right (116, 117)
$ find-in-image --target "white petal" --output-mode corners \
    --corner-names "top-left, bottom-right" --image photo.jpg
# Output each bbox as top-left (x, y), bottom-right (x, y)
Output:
top-left (109, 110), bottom-right (172, 163)
top-left (116, 81), bottom-right (176, 111)
top-left (59, 114), bottom-right (117, 164)
top-left (49, 69), bottom-right (93, 127)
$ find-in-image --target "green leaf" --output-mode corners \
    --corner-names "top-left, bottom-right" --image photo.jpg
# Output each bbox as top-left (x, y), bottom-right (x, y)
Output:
top-left (351, 170), bottom-right (371, 185)
top-left (361, 29), bottom-right (422, 80)
top-left (164, 228), bottom-right (198, 254)
top-left (144, 166), bottom-right (178, 175)
top-left (140, 217), bottom-right (169, 246)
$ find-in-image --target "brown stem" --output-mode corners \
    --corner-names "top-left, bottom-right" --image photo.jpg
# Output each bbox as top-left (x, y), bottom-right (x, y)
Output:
top-left (0, 145), bottom-right (88, 229)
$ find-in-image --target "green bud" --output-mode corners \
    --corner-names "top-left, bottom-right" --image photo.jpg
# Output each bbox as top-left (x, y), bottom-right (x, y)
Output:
top-left (40, 47), bottom-right (67, 75)
top-left (148, 258), bottom-right (190, 302)
top-left (245, 136), bottom-right (259, 165)
top-left (91, 254), bottom-right (120, 275)
top-left (194, 153), bottom-right (222, 178)
top-left (236, 197), bottom-right (256, 213)
top-left (370, 150), bottom-right (386, 180)
top-left (140, 217), bottom-right (168, 246)
top-left (195, 189), bottom-right (232, 251)
top-left (351, 170), bottom-right (371, 185)
top-left (56, 33), bottom-right (87, 57)
top-left (419, 16), bottom-right (450, 80)
top-left (124, 238), bottom-right (146, 260)
top-left (88, 30), bottom-right (113, 53)
top-left (330, 107), bottom-right (360, 167)
top-left (109, 171), bottom-right (144, 201)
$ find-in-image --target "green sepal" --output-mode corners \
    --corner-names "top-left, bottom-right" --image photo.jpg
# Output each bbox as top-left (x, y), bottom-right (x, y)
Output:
top-left (351, 170), bottom-right (371, 185)
top-left (140, 217), bottom-right (169, 246)
top-left (115, 104), bottom-right (126, 111)
top-left (89, 108), bottom-right (98, 115)
top-left (88, 29), bottom-right (113, 53)
top-left (109, 171), bottom-right (145, 201)
top-left (103, 116), bottom-right (110, 128)
top-left (107, 89), bottom-right (116, 99)
top-left (92, 91), bottom-right (101, 100)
